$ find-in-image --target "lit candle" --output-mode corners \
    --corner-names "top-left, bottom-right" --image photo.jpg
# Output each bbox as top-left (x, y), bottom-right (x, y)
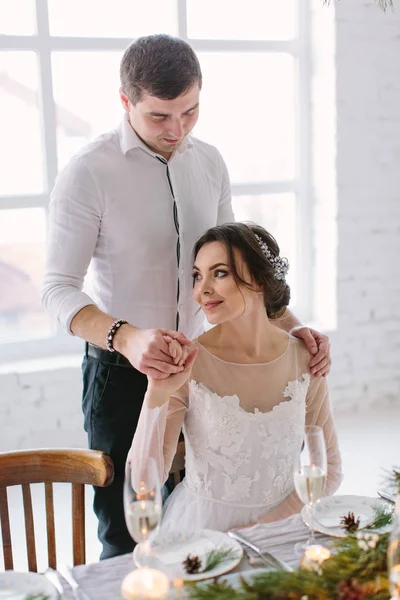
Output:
top-left (390, 564), bottom-right (400, 598)
top-left (300, 545), bottom-right (331, 573)
top-left (121, 567), bottom-right (170, 599)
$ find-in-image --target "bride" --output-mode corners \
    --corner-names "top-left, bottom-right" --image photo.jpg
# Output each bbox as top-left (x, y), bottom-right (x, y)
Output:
top-left (128, 222), bottom-right (342, 532)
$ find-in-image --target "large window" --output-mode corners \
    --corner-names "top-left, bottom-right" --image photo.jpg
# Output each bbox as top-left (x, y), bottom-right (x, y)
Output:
top-left (0, 0), bottom-right (311, 362)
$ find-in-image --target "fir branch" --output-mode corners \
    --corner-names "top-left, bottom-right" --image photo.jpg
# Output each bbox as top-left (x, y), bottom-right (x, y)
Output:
top-left (183, 546), bottom-right (241, 575)
top-left (202, 546), bottom-right (240, 573)
top-left (365, 503), bottom-right (394, 530)
top-left (26, 596), bottom-right (51, 600)
top-left (383, 466), bottom-right (400, 495)
top-left (188, 532), bottom-right (392, 599)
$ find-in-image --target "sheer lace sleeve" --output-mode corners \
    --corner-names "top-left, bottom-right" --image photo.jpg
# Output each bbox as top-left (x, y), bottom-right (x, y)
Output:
top-left (258, 375), bottom-right (342, 524)
top-left (127, 386), bottom-right (188, 490)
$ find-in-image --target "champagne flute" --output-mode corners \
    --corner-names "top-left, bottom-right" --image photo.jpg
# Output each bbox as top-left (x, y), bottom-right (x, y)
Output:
top-left (293, 425), bottom-right (327, 552)
top-left (123, 456), bottom-right (163, 567)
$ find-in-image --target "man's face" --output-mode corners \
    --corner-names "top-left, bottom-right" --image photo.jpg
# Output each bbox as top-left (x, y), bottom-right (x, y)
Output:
top-left (120, 84), bottom-right (200, 159)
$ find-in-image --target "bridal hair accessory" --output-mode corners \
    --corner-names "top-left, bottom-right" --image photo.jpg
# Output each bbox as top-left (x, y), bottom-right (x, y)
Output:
top-left (255, 234), bottom-right (289, 281)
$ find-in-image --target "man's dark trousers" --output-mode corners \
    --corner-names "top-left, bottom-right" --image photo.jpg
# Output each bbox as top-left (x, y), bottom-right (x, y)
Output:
top-left (81, 342), bottom-right (148, 560)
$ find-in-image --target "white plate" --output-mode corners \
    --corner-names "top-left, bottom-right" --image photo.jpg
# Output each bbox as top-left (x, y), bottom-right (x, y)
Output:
top-left (134, 529), bottom-right (243, 581)
top-left (0, 572), bottom-right (58, 599)
top-left (301, 495), bottom-right (392, 538)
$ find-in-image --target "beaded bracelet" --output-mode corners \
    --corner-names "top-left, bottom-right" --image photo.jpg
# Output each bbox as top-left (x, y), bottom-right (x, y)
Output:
top-left (106, 319), bottom-right (128, 352)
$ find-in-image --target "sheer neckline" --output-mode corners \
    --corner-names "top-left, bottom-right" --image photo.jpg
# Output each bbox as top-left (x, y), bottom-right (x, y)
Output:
top-left (195, 332), bottom-right (292, 367)
top-left (189, 375), bottom-right (309, 416)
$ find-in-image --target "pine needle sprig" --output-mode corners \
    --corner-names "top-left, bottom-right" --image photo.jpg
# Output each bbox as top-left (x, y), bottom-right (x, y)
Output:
top-left (384, 466), bottom-right (400, 494)
top-left (365, 503), bottom-right (394, 530)
top-left (183, 546), bottom-right (240, 575)
top-left (202, 547), bottom-right (240, 573)
top-left (188, 531), bottom-right (392, 599)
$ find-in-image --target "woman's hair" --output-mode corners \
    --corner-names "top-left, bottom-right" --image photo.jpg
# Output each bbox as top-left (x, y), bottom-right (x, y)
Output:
top-left (193, 222), bottom-right (290, 319)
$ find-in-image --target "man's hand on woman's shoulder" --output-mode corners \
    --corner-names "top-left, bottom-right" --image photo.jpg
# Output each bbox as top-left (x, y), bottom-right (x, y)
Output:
top-left (290, 326), bottom-right (331, 377)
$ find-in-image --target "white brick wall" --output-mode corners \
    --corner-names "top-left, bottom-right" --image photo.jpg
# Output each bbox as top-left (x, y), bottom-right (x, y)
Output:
top-left (1, 0), bottom-right (399, 451)
top-left (0, 365), bottom-right (85, 452)
top-left (329, 0), bottom-right (400, 411)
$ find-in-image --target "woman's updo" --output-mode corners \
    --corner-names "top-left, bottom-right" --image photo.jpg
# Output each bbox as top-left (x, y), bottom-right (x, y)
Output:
top-left (193, 222), bottom-right (290, 319)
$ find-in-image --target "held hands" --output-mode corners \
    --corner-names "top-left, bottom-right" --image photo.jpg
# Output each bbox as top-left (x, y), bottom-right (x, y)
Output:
top-left (114, 325), bottom-right (192, 379)
top-left (147, 340), bottom-right (198, 395)
top-left (290, 326), bottom-right (331, 377)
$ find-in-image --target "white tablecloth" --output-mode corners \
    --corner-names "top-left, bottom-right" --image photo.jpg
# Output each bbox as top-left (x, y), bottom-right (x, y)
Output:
top-left (60, 514), bottom-right (331, 599)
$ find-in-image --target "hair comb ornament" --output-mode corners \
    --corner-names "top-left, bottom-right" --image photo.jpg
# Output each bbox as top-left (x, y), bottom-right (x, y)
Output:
top-left (254, 234), bottom-right (289, 281)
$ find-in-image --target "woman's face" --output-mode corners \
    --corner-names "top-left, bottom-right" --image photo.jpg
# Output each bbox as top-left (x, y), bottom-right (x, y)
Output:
top-left (192, 241), bottom-right (262, 325)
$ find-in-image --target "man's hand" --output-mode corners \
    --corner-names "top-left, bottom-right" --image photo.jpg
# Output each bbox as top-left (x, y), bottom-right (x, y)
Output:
top-left (114, 325), bottom-right (191, 379)
top-left (147, 346), bottom-right (198, 395)
top-left (290, 326), bottom-right (331, 377)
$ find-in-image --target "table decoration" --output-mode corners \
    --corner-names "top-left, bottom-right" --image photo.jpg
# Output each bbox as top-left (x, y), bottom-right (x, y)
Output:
top-left (183, 547), bottom-right (239, 575)
top-left (189, 529), bottom-right (390, 598)
top-left (187, 468), bottom-right (400, 599)
top-left (340, 511), bottom-right (361, 533)
top-left (302, 495), bottom-right (394, 538)
top-left (135, 529), bottom-right (243, 581)
top-left (299, 544), bottom-right (332, 574)
top-left (121, 567), bottom-right (170, 600)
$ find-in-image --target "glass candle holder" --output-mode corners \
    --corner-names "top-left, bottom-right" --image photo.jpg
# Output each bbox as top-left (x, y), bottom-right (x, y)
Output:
top-left (121, 567), bottom-right (170, 600)
top-left (389, 564), bottom-right (400, 599)
top-left (299, 544), bottom-right (331, 574)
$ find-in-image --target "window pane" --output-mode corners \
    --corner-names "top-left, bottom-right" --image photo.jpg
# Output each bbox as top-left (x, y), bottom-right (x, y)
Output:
top-left (195, 53), bottom-right (296, 183)
top-left (52, 52), bottom-right (122, 170)
top-left (187, 0), bottom-right (296, 41)
top-left (0, 52), bottom-right (45, 195)
top-left (233, 194), bottom-right (298, 302)
top-left (48, 0), bottom-right (178, 37)
top-left (0, 0), bottom-right (36, 35)
top-left (0, 208), bottom-right (52, 343)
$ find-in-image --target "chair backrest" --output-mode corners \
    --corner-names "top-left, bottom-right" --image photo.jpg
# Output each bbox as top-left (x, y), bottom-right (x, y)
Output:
top-left (170, 440), bottom-right (185, 490)
top-left (0, 448), bottom-right (114, 571)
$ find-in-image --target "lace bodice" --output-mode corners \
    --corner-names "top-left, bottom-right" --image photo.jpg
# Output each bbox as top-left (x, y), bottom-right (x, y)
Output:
top-left (128, 334), bottom-right (342, 528)
top-left (184, 376), bottom-right (308, 508)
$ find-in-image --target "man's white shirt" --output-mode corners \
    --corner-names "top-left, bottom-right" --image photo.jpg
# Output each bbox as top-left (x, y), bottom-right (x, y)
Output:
top-left (42, 114), bottom-right (234, 339)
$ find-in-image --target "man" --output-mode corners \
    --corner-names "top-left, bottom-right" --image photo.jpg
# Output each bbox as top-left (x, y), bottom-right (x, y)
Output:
top-left (42, 34), bottom-right (330, 559)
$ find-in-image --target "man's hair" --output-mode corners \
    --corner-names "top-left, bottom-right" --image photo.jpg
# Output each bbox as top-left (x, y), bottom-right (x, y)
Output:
top-left (120, 34), bottom-right (202, 104)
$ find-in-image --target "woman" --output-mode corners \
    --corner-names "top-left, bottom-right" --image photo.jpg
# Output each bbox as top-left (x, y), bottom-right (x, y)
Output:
top-left (128, 222), bottom-right (342, 532)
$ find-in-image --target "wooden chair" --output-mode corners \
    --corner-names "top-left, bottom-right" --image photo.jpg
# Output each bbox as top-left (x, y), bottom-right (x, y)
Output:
top-left (170, 440), bottom-right (185, 489)
top-left (0, 448), bottom-right (114, 571)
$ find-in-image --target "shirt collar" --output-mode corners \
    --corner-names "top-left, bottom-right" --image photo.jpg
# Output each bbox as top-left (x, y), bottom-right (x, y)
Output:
top-left (118, 113), bottom-right (193, 158)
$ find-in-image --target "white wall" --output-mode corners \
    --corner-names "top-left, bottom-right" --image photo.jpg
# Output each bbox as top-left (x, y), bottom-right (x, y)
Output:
top-left (329, 0), bottom-right (400, 410)
top-left (1, 0), bottom-right (400, 452)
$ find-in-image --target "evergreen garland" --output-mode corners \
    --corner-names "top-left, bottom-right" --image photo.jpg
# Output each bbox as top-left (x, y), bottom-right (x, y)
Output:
top-left (188, 532), bottom-right (391, 599)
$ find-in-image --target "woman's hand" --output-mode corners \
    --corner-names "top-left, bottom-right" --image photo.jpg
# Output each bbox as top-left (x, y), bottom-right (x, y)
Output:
top-left (147, 345), bottom-right (198, 396)
top-left (162, 334), bottom-right (190, 366)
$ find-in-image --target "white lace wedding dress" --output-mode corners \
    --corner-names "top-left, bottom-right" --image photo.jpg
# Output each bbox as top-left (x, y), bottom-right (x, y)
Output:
top-left (128, 334), bottom-right (342, 533)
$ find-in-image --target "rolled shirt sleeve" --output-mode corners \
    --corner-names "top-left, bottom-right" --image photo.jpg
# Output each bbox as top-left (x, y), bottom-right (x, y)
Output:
top-left (42, 157), bottom-right (102, 333)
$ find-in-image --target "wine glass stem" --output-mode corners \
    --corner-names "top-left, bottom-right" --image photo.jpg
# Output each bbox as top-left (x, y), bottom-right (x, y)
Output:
top-left (308, 503), bottom-right (316, 546)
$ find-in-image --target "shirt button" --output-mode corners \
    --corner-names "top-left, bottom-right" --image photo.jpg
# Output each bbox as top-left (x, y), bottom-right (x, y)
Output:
top-left (175, 196), bottom-right (179, 203)
top-left (180, 268), bottom-right (184, 275)
top-left (179, 304), bottom-right (183, 310)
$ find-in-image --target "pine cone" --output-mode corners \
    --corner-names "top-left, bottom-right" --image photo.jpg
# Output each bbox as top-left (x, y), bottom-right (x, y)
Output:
top-left (336, 578), bottom-right (366, 600)
top-left (182, 554), bottom-right (202, 574)
top-left (340, 511), bottom-right (361, 533)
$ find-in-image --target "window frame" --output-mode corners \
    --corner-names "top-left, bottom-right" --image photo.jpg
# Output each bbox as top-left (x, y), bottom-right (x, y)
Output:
top-left (0, 0), bottom-right (312, 364)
